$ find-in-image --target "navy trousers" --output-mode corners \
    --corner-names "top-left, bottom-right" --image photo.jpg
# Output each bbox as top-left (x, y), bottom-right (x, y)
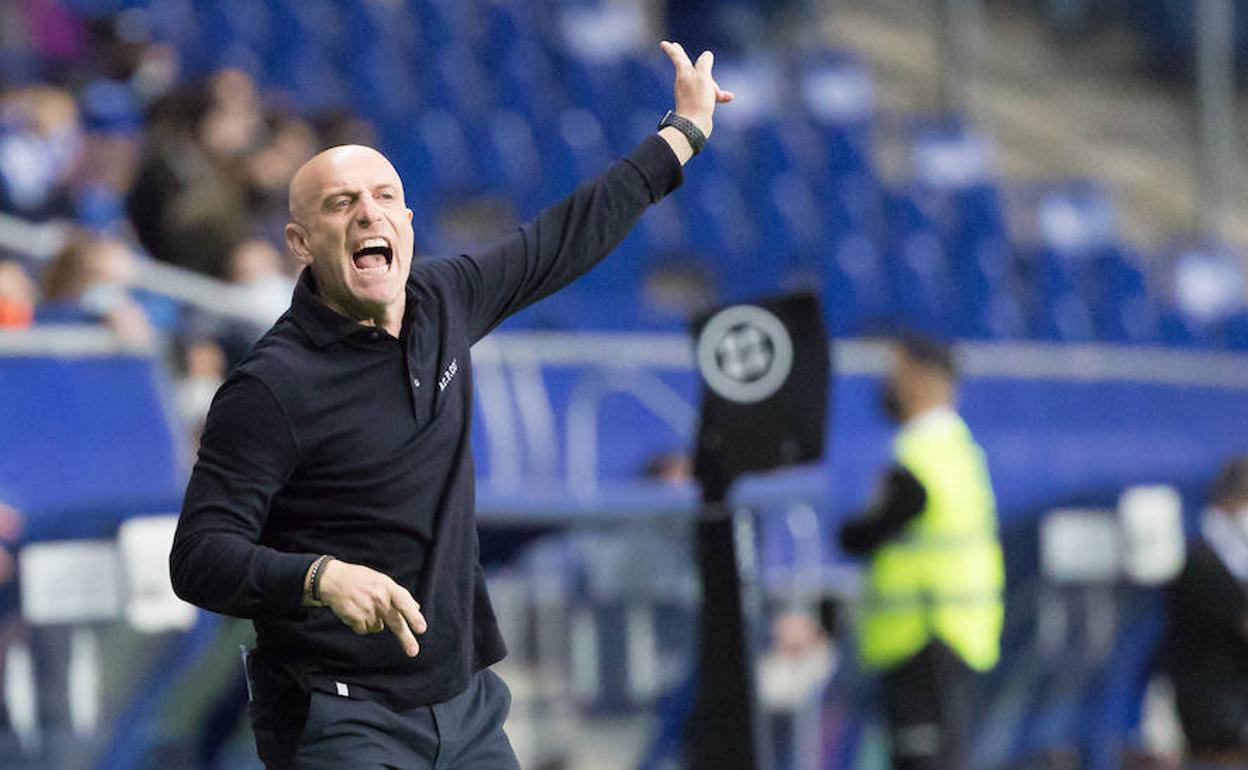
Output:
top-left (248, 657), bottom-right (519, 770)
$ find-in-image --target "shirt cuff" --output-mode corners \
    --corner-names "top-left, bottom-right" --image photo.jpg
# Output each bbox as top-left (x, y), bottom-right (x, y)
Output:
top-left (625, 134), bottom-right (684, 203)
top-left (263, 549), bottom-right (320, 613)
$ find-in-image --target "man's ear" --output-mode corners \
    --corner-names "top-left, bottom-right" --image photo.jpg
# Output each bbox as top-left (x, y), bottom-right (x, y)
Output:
top-left (285, 222), bottom-right (312, 266)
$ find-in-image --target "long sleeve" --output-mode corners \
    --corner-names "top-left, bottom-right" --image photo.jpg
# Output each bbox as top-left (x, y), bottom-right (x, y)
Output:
top-left (434, 134), bottom-right (682, 342)
top-left (839, 465), bottom-right (929, 556)
top-left (169, 375), bottom-right (317, 618)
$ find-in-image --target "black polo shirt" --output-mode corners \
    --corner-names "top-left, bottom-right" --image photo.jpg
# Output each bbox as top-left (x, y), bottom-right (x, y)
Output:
top-left (171, 135), bottom-right (682, 707)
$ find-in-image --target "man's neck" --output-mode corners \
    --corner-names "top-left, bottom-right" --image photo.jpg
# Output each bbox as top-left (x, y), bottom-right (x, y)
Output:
top-left (322, 294), bottom-right (405, 338)
top-left (367, 303), bottom-right (404, 338)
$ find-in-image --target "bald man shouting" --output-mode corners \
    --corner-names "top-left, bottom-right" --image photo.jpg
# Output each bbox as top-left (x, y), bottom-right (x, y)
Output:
top-left (170, 42), bottom-right (732, 769)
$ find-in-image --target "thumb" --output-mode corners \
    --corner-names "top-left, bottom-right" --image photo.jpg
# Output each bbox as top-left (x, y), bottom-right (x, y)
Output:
top-left (695, 50), bottom-right (713, 75)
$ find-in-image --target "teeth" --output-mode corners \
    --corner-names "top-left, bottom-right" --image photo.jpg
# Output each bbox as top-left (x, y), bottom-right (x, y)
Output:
top-left (358, 237), bottom-right (389, 251)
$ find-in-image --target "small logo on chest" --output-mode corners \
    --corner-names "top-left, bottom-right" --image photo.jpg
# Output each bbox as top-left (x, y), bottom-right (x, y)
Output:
top-left (438, 357), bottom-right (459, 392)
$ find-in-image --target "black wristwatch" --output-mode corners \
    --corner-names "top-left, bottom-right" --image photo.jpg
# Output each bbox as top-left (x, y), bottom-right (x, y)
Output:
top-left (657, 110), bottom-right (706, 155)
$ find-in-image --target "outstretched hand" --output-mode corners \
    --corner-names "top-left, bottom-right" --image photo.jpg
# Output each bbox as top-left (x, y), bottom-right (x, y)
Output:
top-left (659, 41), bottom-right (735, 140)
top-left (314, 560), bottom-right (427, 657)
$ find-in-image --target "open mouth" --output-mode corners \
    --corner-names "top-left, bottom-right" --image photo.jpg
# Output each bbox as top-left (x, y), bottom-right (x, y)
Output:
top-left (351, 237), bottom-right (393, 273)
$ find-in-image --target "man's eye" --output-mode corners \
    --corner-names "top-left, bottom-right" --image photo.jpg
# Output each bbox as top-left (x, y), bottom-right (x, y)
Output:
top-left (333, 199), bottom-right (350, 210)
top-left (380, 191), bottom-right (395, 200)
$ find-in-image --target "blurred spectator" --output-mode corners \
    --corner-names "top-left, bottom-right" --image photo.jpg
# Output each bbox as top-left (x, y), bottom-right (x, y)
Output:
top-left (37, 229), bottom-right (154, 347)
top-left (758, 610), bottom-right (834, 709)
top-left (73, 126), bottom-right (141, 232)
top-left (313, 109), bottom-right (379, 150)
top-left (16, 0), bottom-right (86, 78)
top-left (126, 70), bottom-right (262, 277)
top-left (176, 338), bottom-right (227, 440)
top-left (0, 500), bottom-right (25, 733)
top-left (838, 334), bottom-right (1004, 770)
top-left (0, 84), bottom-right (82, 221)
top-left (174, 237), bottom-right (299, 371)
top-left (244, 115), bottom-right (318, 243)
top-left (0, 502), bottom-right (22, 587)
top-left (225, 238), bottom-right (296, 325)
top-left (127, 68), bottom-right (324, 278)
top-left (0, 260), bottom-right (36, 328)
top-left (1164, 456), bottom-right (1248, 768)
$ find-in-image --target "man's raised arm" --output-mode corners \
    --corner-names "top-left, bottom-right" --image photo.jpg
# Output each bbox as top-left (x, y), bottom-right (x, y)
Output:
top-left (435, 42), bottom-right (733, 342)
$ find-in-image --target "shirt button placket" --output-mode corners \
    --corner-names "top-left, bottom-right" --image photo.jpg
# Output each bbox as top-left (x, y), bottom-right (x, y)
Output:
top-left (406, 331), bottom-right (424, 419)
top-left (409, 366), bottom-right (422, 419)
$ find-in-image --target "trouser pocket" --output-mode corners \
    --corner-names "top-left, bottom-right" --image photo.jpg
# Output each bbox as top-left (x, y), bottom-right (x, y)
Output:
top-left (244, 649), bottom-right (312, 770)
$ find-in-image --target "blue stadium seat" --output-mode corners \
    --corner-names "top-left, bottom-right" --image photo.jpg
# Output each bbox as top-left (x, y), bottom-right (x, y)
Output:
top-left (822, 231), bottom-right (892, 337)
top-left (495, 41), bottom-right (567, 125)
top-left (678, 168), bottom-right (761, 299)
top-left (1021, 181), bottom-right (1160, 343)
top-left (414, 108), bottom-right (481, 197)
top-left (1157, 307), bottom-right (1199, 347)
top-left (798, 50), bottom-right (876, 178)
top-left (902, 117), bottom-right (1015, 339)
top-left (755, 172), bottom-right (827, 290)
top-left (620, 51), bottom-right (671, 116)
top-left (1162, 239), bottom-right (1247, 347)
top-left (527, 107), bottom-right (624, 211)
top-left (327, 1), bottom-right (421, 124)
top-left (256, 1), bottom-right (349, 112)
top-left (555, 52), bottom-right (635, 150)
top-left (883, 185), bottom-right (956, 337)
top-left (412, 0), bottom-right (488, 54)
top-left (420, 42), bottom-right (494, 123)
top-left (481, 1), bottom-right (531, 66)
top-left (483, 110), bottom-right (545, 211)
top-left (1026, 248), bottom-right (1097, 342)
top-left (1219, 310), bottom-right (1248, 351)
top-left (953, 233), bottom-right (1026, 340)
top-left (1091, 248), bottom-right (1158, 344)
top-left (816, 171), bottom-right (881, 239)
top-left (745, 116), bottom-right (839, 196)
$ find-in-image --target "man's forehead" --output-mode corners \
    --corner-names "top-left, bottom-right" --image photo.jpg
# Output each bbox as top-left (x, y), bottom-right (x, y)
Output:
top-left (289, 145), bottom-right (402, 210)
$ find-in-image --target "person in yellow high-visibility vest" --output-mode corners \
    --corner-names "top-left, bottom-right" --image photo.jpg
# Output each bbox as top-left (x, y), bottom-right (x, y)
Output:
top-left (838, 334), bottom-right (1004, 770)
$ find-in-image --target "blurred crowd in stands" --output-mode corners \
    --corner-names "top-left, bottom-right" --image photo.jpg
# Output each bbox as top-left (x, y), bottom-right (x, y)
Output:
top-left (0, 2), bottom-right (392, 444)
top-left (0, 0), bottom-right (1245, 435)
top-left (0, 0), bottom-right (1244, 472)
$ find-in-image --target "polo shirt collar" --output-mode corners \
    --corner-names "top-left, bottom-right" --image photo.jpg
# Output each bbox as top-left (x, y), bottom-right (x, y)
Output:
top-left (289, 268), bottom-right (369, 348)
top-left (288, 268), bottom-right (419, 347)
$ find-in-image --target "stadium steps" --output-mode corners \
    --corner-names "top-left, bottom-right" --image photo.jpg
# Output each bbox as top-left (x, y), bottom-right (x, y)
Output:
top-left (824, 0), bottom-right (1248, 249)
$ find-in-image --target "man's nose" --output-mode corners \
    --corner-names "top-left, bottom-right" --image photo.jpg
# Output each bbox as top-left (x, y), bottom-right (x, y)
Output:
top-left (356, 196), bottom-right (382, 226)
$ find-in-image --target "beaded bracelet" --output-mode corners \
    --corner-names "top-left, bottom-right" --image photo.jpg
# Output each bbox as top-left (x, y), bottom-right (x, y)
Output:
top-left (309, 554), bottom-right (336, 605)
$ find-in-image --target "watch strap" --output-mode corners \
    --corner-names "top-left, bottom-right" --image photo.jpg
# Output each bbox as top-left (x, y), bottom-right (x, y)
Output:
top-left (657, 110), bottom-right (706, 155)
